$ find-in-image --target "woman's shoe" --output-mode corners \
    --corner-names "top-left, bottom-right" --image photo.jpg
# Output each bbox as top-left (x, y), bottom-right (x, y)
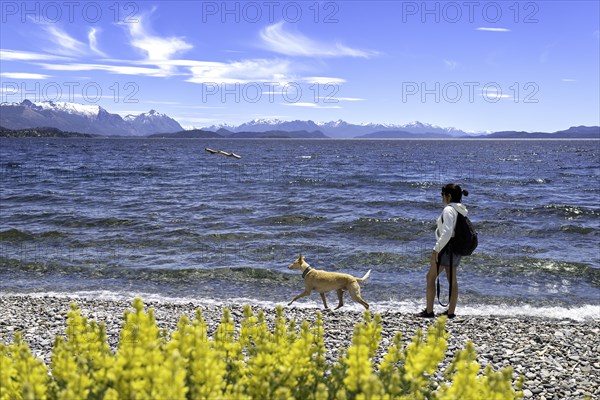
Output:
top-left (441, 310), bottom-right (456, 319)
top-left (416, 309), bottom-right (435, 318)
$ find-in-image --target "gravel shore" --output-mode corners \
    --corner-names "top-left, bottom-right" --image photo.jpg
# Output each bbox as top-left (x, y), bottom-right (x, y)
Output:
top-left (1, 294), bottom-right (598, 399)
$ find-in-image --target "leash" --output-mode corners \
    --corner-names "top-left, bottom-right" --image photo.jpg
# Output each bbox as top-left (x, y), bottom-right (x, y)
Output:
top-left (436, 247), bottom-right (453, 307)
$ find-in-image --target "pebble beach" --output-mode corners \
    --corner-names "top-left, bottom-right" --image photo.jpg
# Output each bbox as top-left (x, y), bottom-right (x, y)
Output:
top-left (1, 294), bottom-right (598, 399)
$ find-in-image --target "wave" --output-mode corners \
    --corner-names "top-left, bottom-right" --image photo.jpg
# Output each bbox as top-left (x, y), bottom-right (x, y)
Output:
top-left (264, 214), bottom-right (326, 225)
top-left (55, 216), bottom-right (138, 228)
top-left (0, 228), bottom-right (67, 242)
top-left (0, 258), bottom-right (296, 285)
top-left (334, 217), bottom-right (428, 240)
top-left (558, 224), bottom-right (596, 234)
top-left (3, 291), bottom-right (598, 321)
top-left (0, 228), bottom-right (34, 241)
top-left (540, 204), bottom-right (600, 218)
top-left (470, 256), bottom-right (600, 286)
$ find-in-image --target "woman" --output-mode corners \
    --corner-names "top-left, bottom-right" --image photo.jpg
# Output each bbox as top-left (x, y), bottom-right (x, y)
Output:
top-left (417, 183), bottom-right (469, 319)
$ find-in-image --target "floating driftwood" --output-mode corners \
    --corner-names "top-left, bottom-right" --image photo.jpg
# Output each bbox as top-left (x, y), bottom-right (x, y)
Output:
top-left (205, 148), bottom-right (241, 159)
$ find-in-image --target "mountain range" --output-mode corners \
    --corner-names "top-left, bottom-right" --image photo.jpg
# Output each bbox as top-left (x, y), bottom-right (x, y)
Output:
top-left (0, 100), bottom-right (598, 139)
top-left (148, 129), bottom-right (327, 139)
top-left (204, 119), bottom-right (471, 138)
top-left (0, 100), bottom-right (182, 136)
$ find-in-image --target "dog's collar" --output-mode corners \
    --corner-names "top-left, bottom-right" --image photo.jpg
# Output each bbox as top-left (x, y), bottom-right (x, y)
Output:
top-left (302, 266), bottom-right (312, 279)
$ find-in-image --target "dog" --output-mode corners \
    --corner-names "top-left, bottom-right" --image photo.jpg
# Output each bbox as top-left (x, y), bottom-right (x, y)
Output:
top-left (287, 255), bottom-right (371, 310)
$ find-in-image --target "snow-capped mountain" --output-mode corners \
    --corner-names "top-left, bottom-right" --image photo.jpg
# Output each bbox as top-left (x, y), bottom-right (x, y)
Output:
top-left (2, 101), bottom-right (486, 137)
top-left (124, 109), bottom-right (182, 136)
top-left (25, 100), bottom-right (102, 117)
top-left (0, 100), bottom-right (183, 136)
top-left (204, 118), bottom-right (474, 138)
top-left (205, 118), bottom-right (322, 134)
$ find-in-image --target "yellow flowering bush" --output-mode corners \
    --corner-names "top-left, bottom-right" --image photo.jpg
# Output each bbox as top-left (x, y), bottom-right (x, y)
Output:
top-left (0, 298), bottom-right (523, 399)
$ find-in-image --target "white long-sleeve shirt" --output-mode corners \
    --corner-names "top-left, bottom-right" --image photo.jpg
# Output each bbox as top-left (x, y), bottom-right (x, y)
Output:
top-left (433, 202), bottom-right (468, 253)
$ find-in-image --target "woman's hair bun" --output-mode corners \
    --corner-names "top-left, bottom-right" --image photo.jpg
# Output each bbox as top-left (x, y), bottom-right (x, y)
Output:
top-left (462, 189), bottom-right (469, 196)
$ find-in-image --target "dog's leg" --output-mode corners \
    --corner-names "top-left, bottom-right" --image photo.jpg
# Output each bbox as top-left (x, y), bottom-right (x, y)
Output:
top-left (319, 293), bottom-right (329, 309)
top-left (334, 289), bottom-right (344, 310)
top-left (348, 283), bottom-right (369, 310)
top-left (288, 290), bottom-right (311, 306)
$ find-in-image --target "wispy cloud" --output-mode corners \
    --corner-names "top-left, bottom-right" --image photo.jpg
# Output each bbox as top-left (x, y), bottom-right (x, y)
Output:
top-left (476, 27), bottom-right (511, 32)
top-left (186, 58), bottom-right (294, 84)
top-left (561, 78), bottom-right (577, 82)
top-left (8, 13), bottom-right (349, 89)
top-left (42, 24), bottom-right (87, 56)
top-left (480, 87), bottom-right (511, 100)
top-left (0, 49), bottom-right (72, 61)
top-left (0, 72), bottom-right (51, 79)
top-left (302, 77), bottom-right (347, 85)
top-left (260, 22), bottom-right (377, 58)
top-left (36, 24), bottom-right (105, 57)
top-left (25, 17), bottom-right (108, 58)
top-left (123, 13), bottom-right (192, 61)
top-left (443, 59), bottom-right (458, 70)
top-left (539, 43), bottom-right (557, 64)
top-left (87, 28), bottom-right (107, 57)
top-left (37, 62), bottom-right (170, 77)
top-left (283, 102), bottom-right (342, 109)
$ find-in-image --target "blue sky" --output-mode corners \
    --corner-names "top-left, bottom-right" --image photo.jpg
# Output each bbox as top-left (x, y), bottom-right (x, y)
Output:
top-left (1, 1), bottom-right (598, 132)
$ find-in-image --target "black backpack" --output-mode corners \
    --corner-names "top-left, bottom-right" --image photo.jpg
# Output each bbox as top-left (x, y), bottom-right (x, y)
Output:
top-left (449, 212), bottom-right (478, 256)
top-left (437, 210), bottom-right (477, 307)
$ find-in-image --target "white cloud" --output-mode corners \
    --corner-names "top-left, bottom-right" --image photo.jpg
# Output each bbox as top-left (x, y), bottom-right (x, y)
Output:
top-left (260, 22), bottom-right (377, 58)
top-left (476, 27), bottom-right (511, 32)
top-left (186, 58), bottom-right (294, 84)
top-left (332, 97), bottom-right (365, 101)
top-left (539, 43), bottom-right (557, 64)
top-left (444, 60), bottom-right (458, 70)
top-left (302, 76), bottom-right (347, 85)
top-left (0, 72), bottom-right (51, 79)
top-left (41, 24), bottom-right (88, 56)
top-left (561, 79), bottom-right (577, 82)
top-left (480, 87), bottom-right (511, 99)
top-left (6, 15), bottom-right (350, 91)
top-left (87, 28), bottom-right (107, 57)
top-left (123, 14), bottom-right (192, 61)
top-left (0, 49), bottom-right (72, 61)
top-left (24, 18), bottom-right (107, 58)
top-left (283, 102), bottom-right (342, 109)
top-left (284, 102), bottom-right (318, 107)
top-left (37, 62), bottom-right (169, 77)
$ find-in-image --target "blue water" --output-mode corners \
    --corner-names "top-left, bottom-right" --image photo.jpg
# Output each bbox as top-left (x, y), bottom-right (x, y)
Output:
top-left (1, 139), bottom-right (599, 318)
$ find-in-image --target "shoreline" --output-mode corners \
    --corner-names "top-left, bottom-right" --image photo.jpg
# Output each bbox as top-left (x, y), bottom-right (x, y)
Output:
top-left (2, 290), bottom-right (598, 322)
top-left (1, 294), bottom-right (598, 399)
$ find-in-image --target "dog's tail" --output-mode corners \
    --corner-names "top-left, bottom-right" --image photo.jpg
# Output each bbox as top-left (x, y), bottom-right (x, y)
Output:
top-left (357, 269), bottom-right (371, 282)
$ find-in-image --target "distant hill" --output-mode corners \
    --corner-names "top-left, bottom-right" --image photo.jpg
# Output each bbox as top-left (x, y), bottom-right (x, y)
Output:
top-left (227, 129), bottom-right (327, 139)
top-left (356, 130), bottom-right (452, 139)
top-left (472, 126), bottom-right (600, 139)
top-left (148, 129), bottom-right (328, 139)
top-left (205, 119), bottom-right (469, 138)
top-left (0, 126), bottom-right (97, 138)
top-left (148, 129), bottom-right (222, 138)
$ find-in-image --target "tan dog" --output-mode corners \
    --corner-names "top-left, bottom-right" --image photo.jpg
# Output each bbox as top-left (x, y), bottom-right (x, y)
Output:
top-left (287, 255), bottom-right (371, 310)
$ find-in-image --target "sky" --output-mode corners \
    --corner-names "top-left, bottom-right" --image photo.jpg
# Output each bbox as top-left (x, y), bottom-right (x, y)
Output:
top-left (1, 0), bottom-right (599, 132)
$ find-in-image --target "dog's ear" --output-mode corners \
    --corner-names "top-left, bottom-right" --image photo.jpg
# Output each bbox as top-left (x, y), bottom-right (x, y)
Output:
top-left (298, 254), bottom-right (304, 262)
